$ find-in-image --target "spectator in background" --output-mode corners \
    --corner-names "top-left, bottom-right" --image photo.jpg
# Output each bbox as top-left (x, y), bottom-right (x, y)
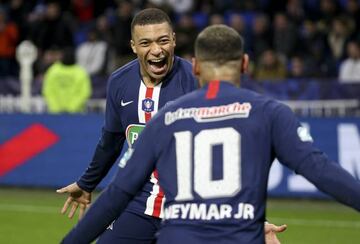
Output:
top-left (338, 40), bottom-right (360, 83)
top-left (30, 1), bottom-right (74, 79)
top-left (228, 13), bottom-right (251, 54)
top-left (273, 12), bottom-right (299, 59)
top-left (174, 13), bottom-right (198, 60)
top-left (288, 55), bottom-right (310, 78)
top-left (285, 0), bottom-right (305, 26)
top-left (327, 16), bottom-right (352, 61)
top-left (343, 0), bottom-right (360, 40)
top-left (325, 16), bottom-right (353, 77)
top-left (209, 13), bottom-right (225, 25)
top-left (42, 48), bottom-right (92, 113)
top-left (0, 8), bottom-right (19, 77)
top-left (168, 0), bottom-right (194, 14)
top-left (250, 14), bottom-right (272, 62)
top-left (71, 0), bottom-right (94, 24)
top-left (300, 19), bottom-right (330, 77)
top-left (8, 0), bottom-right (33, 42)
top-left (111, 0), bottom-right (135, 69)
top-left (317, 0), bottom-right (340, 33)
top-left (76, 28), bottom-right (108, 76)
top-left (31, 2), bottom-right (73, 52)
top-left (254, 48), bottom-right (287, 81)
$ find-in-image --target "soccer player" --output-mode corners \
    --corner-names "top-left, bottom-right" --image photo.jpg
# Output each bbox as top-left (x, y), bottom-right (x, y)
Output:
top-left (62, 24), bottom-right (360, 244)
top-left (57, 8), bottom-right (197, 244)
top-left (58, 9), bottom-right (285, 244)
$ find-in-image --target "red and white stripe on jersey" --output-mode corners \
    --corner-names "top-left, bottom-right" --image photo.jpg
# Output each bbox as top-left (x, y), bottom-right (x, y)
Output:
top-left (137, 81), bottom-right (161, 123)
top-left (138, 81), bottom-right (165, 218)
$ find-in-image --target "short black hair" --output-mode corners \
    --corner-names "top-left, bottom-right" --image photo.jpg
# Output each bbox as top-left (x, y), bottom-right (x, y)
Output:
top-left (61, 47), bottom-right (75, 65)
top-left (131, 8), bottom-right (172, 33)
top-left (195, 25), bottom-right (244, 64)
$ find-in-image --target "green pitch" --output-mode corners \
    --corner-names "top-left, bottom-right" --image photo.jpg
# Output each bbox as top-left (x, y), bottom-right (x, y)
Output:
top-left (0, 187), bottom-right (359, 244)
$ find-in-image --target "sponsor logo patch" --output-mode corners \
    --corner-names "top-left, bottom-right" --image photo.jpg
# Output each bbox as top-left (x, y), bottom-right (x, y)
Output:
top-left (125, 124), bottom-right (145, 146)
top-left (165, 102), bottom-right (252, 125)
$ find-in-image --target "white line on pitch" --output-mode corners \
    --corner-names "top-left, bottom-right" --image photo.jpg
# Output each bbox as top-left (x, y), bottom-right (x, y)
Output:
top-left (270, 217), bottom-right (360, 228)
top-left (0, 204), bottom-right (59, 214)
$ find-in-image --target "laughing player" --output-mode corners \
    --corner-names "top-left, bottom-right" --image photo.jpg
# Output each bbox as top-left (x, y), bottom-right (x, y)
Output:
top-left (62, 24), bottom-right (360, 244)
top-left (58, 9), bottom-right (285, 244)
top-left (57, 8), bottom-right (196, 244)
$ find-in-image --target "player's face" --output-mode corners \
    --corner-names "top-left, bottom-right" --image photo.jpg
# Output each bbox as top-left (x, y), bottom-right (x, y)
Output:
top-left (131, 22), bottom-right (176, 83)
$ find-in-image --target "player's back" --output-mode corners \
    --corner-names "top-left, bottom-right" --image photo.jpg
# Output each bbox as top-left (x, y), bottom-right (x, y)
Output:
top-left (151, 80), bottom-right (286, 244)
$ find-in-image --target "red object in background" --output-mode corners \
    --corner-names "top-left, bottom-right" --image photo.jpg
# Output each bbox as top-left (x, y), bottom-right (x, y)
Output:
top-left (72, 0), bottom-right (94, 23)
top-left (0, 123), bottom-right (59, 177)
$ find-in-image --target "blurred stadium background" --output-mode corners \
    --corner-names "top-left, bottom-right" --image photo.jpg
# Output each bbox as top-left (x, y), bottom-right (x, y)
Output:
top-left (0, 0), bottom-right (360, 243)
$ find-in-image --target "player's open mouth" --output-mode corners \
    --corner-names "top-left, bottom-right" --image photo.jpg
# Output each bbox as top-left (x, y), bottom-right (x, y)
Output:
top-left (148, 58), bottom-right (167, 75)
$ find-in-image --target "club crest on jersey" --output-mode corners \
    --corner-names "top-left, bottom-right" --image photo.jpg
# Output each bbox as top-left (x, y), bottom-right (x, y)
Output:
top-left (142, 98), bottom-right (154, 112)
top-left (126, 124), bottom-right (145, 147)
top-left (165, 102), bottom-right (252, 125)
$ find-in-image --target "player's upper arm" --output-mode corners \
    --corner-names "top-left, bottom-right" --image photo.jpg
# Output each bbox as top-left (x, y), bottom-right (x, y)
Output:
top-left (268, 102), bottom-right (315, 171)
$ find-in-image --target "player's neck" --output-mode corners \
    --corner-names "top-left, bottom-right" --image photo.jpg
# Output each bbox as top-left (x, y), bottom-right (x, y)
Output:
top-left (142, 77), bottom-right (161, 87)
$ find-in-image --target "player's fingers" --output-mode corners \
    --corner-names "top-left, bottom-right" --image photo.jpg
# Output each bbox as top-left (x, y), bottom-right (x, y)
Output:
top-left (68, 201), bottom-right (79, 219)
top-left (272, 224), bottom-right (287, 233)
top-left (56, 186), bottom-right (69, 194)
top-left (61, 197), bottom-right (73, 214)
top-left (265, 231), bottom-right (281, 244)
top-left (77, 196), bottom-right (90, 205)
top-left (78, 203), bottom-right (86, 220)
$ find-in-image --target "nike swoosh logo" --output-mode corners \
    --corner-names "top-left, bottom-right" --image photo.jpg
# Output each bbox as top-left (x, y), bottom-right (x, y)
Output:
top-left (121, 100), bottom-right (134, 106)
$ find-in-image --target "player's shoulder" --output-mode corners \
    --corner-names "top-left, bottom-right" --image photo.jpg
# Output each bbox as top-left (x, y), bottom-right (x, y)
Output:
top-left (107, 59), bottom-right (140, 88)
top-left (174, 56), bottom-right (192, 71)
top-left (247, 89), bottom-right (294, 119)
top-left (170, 56), bottom-right (198, 90)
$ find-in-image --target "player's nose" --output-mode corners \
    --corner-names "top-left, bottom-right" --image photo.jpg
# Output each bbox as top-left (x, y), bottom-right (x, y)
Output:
top-left (149, 43), bottom-right (162, 56)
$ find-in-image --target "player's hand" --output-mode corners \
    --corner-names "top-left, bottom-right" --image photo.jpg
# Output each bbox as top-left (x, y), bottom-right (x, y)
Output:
top-left (56, 182), bottom-right (91, 220)
top-left (264, 222), bottom-right (287, 244)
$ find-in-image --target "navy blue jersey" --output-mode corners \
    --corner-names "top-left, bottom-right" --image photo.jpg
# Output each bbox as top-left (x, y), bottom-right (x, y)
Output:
top-left (78, 56), bottom-right (197, 218)
top-left (64, 80), bottom-right (360, 244)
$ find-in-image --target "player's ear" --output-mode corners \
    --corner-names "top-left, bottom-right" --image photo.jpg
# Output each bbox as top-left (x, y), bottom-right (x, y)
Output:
top-left (192, 57), bottom-right (200, 77)
top-left (130, 40), bottom-right (137, 54)
top-left (172, 32), bottom-right (176, 47)
top-left (241, 53), bottom-right (249, 74)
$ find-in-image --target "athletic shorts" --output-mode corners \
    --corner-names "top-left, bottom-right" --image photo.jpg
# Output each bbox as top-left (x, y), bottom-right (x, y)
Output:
top-left (97, 210), bottom-right (161, 244)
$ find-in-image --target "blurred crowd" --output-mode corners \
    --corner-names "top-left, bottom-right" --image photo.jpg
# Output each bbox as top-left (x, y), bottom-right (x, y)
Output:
top-left (1, 0), bottom-right (360, 90)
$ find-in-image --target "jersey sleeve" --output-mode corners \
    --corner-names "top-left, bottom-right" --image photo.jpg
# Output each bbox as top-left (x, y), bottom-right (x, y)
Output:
top-left (104, 74), bottom-right (123, 132)
top-left (77, 128), bottom-right (125, 192)
top-left (77, 74), bottom-right (126, 192)
top-left (270, 102), bottom-right (360, 211)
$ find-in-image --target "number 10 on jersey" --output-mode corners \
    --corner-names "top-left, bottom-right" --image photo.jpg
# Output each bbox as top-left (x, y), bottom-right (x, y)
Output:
top-left (174, 127), bottom-right (242, 201)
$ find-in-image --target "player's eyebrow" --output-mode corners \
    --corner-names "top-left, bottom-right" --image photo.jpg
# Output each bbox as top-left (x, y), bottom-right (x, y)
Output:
top-left (137, 34), bottom-right (171, 43)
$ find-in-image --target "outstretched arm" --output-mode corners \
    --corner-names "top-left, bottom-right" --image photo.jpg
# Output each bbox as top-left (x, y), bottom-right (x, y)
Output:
top-left (270, 103), bottom-right (360, 212)
top-left (76, 129), bottom-right (125, 192)
top-left (295, 151), bottom-right (360, 211)
top-left (61, 184), bottom-right (133, 244)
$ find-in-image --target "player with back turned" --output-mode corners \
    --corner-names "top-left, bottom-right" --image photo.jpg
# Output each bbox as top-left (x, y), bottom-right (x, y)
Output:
top-left (62, 24), bottom-right (360, 243)
top-left (58, 8), bottom-right (285, 244)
